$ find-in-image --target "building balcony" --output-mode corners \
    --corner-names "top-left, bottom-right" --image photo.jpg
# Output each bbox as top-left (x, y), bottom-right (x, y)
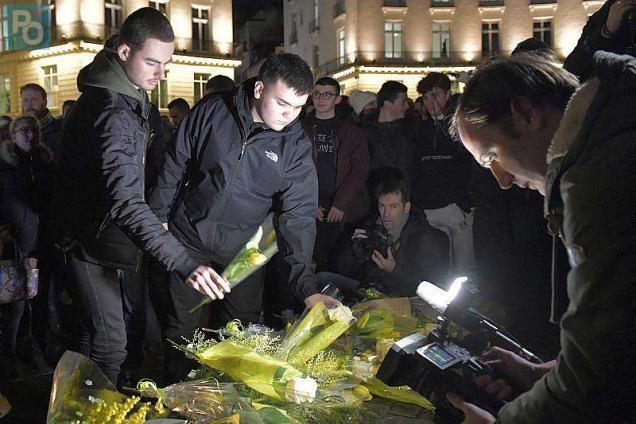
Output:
top-left (313, 49), bottom-right (510, 77)
top-left (431, 0), bottom-right (454, 6)
top-left (530, 0), bottom-right (555, 3)
top-left (479, 0), bottom-right (504, 6)
top-left (333, 0), bottom-right (346, 18)
top-left (308, 18), bottom-right (320, 33)
top-left (0, 21), bottom-right (236, 58)
top-left (383, 0), bottom-right (407, 7)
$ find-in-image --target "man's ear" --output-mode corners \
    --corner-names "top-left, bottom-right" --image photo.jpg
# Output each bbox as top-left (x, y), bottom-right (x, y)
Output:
top-left (335, 95), bottom-right (342, 105)
top-left (510, 97), bottom-right (541, 130)
top-left (117, 43), bottom-right (132, 62)
top-left (254, 81), bottom-right (264, 100)
top-left (404, 201), bottom-right (411, 215)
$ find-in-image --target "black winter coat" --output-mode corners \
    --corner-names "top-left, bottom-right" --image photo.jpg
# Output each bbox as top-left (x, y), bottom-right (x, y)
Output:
top-left (51, 49), bottom-right (198, 276)
top-left (0, 142), bottom-right (54, 257)
top-left (336, 209), bottom-right (450, 297)
top-left (148, 79), bottom-right (320, 300)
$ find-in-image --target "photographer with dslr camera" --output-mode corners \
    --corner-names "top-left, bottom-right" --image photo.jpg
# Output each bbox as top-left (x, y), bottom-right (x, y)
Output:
top-left (448, 51), bottom-right (636, 423)
top-left (319, 175), bottom-right (449, 298)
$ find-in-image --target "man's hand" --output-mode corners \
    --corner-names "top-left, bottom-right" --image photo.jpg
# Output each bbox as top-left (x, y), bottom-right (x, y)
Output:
top-left (315, 207), bottom-right (326, 221)
top-left (446, 393), bottom-right (496, 424)
top-left (304, 293), bottom-right (341, 308)
top-left (185, 266), bottom-right (231, 300)
top-left (474, 347), bottom-right (555, 400)
top-left (606, 0), bottom-right (636, 33)
top-left (371, 248), bottom-right (396, 272)
top-left (326, 206), bottom-right (344, 223)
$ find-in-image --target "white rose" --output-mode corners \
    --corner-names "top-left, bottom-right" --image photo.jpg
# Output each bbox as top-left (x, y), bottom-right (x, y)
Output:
top-left (327, 305), bottom-right (355, 323)
top-left (285, 377), bottom-right (318, 404)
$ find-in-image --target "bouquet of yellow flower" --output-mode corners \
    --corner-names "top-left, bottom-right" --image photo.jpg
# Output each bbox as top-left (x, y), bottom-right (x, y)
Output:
top-left (190, 214), bottom-right (278, 313)
top-left (46, 351), bottom-right (151, 424)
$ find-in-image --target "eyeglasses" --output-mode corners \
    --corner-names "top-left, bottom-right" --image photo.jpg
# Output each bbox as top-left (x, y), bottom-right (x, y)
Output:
top-left (312, 91), bottom-right (338, 100)
top-left (12, 127), bottom-right (35, 135)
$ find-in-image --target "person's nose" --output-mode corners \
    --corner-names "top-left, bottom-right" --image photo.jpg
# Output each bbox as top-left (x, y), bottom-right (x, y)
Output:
top-left (490, 161), bottom-right (514, 190)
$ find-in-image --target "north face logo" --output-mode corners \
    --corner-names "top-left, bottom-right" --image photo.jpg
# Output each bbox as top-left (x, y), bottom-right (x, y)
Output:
top-left (265, 150), bottom-right (278, 162)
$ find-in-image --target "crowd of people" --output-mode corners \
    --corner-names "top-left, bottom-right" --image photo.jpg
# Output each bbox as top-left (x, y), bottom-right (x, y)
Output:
top-left (0, 1), bottom-right (634, 422)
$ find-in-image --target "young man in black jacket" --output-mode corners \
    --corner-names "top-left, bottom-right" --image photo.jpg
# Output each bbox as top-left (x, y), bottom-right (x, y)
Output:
top-left (413, 72), bottom-right (476, 277)
top-left (53, 8), bottom-right (229, 385)
top-left (148, 53), bottom-right (340, 382)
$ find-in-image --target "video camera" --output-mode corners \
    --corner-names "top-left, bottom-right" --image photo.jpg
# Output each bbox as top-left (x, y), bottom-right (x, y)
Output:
top-left (376, 277), bottom-right (542, 423)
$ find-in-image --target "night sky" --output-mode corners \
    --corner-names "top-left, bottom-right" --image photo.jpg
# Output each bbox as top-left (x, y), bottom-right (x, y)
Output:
top-left (233, 0), bottom-right (281, 27)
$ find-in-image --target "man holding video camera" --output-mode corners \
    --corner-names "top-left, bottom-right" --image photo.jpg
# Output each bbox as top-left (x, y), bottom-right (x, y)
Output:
top-left (323, 176), bottom-right (449, 297)
top-left (448, 52), bottom-right (636, 423)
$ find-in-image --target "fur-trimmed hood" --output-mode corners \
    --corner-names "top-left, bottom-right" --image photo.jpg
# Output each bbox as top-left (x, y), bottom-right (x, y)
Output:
top-left (0, 140), bottom-right (54, 168)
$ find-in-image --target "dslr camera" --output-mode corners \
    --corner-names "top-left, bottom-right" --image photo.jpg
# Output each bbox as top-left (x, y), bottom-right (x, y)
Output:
top-left (351, 224), bottom-right (390, 261)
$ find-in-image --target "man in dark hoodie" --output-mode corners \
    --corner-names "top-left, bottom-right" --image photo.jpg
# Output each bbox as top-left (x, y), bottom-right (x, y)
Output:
top-left (301, 77), bottom-right (369, 271)
top-left (148, 53), bottom-right (340, 383)
top-left (52, 7), bottom-right (229, 385)
top-left (412, 72), bottom-right (475, 278)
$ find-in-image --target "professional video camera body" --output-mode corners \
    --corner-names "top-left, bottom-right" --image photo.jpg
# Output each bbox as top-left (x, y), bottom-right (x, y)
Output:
top-left (377, 278), bottom-right (542, 423)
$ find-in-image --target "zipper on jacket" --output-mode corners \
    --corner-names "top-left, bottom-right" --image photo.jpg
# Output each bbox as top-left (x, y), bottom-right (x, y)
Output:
top-left (95, 213), bottom-right (111, 239)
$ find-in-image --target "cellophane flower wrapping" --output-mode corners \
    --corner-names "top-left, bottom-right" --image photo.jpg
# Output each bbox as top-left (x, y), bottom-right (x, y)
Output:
top-left (190, 213), bottom-right (279, 313)
top-left (137, 378), bottom-right (239, 423)
top-left (192, 339), bottom-right (303, 401)
top-left (46, 351), bottom-right (151, 423)
top-left (352, 297), bottom-right (436, 341)
top-left (279, 303), bottom-right (355, 366)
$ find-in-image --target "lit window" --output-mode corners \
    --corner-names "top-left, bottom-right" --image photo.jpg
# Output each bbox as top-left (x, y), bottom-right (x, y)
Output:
top-left (42, 65), bottom-right (58, 108)
top-left (194, 73), bottom-right (210, 103)
top-left (481, 21), bottom-right (500, 57)
top-left (0, 75), bottom-right (10, 113)
top-left (533, 19), bottom-right (552, 48)
top-left (192, 6), bottom-right (210, 51)
top-left (432, 22), bottom-right (450, 59)
top-left (384, 22), bottom-right (403, 59)
top-left (105, 0), bottom-right (123, 37)
top-left (149, 0), bottom-right (168, 17)
top-left (337, 28), bottom-right (345, 65)
top-left (150, 71), bottom-right (168, 109)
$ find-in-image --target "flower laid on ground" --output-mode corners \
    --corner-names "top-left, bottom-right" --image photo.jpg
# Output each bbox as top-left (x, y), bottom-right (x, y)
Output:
top-left (47, 351), bottom-right (154, 424)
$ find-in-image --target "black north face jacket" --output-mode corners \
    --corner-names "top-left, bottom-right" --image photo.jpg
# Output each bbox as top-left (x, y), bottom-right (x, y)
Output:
top-left (148, 78), bottom-right (320, 300)
top-left (51, 49), bottom-right (198, 277)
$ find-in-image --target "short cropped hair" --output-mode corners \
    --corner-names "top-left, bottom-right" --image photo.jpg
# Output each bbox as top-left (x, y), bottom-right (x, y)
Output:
top-left (205, 75), bottom-right (235, 94)
top-left (20, 83), bottom-right (47, 101)
top-left (377, 81), bottom-right (407, 108)
top-left (315, 76), bottom-right (340, 96)
top-left (258, 53), bottom-right (314, 96)
top-left (376, 177), bottom-right (411, 203)
top-left (167, 98), bottom-right (190, 112)
top-left (119, 7), bottom-right (174, 53)
top-left (417, 72), bottom-right (451, 95)
top-left (453, 53), bottom-right (579, 137)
